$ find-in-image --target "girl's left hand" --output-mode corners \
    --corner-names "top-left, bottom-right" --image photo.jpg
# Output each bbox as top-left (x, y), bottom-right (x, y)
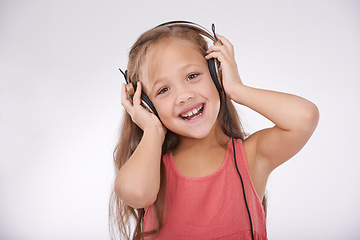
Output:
top-left (205, 34), bottom-right (243, 99)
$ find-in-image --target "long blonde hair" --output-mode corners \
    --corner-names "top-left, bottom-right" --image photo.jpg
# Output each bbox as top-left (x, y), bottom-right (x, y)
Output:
top-left (109, 24), bottom-right (250, 240)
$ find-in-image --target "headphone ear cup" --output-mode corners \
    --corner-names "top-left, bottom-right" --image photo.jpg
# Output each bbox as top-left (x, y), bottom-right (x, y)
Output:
top-left (207, 58), bottom-right (222, 92)
top-left (140, 92), bottom-right (159, 118)
top-left (125, 82), bottom-right (159, 118)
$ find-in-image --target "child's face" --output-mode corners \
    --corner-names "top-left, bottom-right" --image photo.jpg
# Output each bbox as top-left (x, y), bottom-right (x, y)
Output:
top-left (141, 39), bottom-right (221, 139)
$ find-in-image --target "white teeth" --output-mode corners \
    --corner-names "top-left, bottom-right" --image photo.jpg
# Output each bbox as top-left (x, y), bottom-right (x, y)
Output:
top-left (189, 112), bottom-right (202, 120)
top-left (180, 105), bottom-right (203, 119)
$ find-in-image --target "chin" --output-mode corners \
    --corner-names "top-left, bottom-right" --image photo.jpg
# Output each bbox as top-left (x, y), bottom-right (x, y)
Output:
top-left (173, 125), bottom-right (214, 140)
top-left (183, 132), bottom-right (210, 139)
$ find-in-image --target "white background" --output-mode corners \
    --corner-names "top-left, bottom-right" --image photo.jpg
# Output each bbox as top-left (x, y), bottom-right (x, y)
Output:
top-left (1, 0), bottom-right (359, 239)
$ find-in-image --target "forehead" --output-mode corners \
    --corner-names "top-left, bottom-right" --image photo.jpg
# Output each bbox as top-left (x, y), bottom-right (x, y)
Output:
top-left (141, 38), bottom-right (205, 87)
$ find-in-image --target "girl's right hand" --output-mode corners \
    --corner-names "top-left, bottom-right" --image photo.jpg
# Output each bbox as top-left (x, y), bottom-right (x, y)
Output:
top-left (121, 81), bottom-right (167, 137)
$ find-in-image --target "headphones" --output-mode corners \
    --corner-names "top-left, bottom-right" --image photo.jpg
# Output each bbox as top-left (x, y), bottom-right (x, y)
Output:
top-left (119, 21), bottom-right (255, 240)
top-left (119, 20), bottom-right (223, 118)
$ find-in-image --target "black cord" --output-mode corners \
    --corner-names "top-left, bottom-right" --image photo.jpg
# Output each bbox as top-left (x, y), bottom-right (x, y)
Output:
top-left (224, 93), bottom-right (255, 240)
top-left (119, 68), bottom-right (129, 84)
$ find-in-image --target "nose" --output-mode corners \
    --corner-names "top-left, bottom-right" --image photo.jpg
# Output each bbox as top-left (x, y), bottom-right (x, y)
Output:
top-left (175, 86), bottom-right (195, 105)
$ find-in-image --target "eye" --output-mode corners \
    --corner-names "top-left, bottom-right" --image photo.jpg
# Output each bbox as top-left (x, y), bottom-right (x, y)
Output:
top-left (187, 73), bottom-right (200, 81)
top-left (157, 87), bottom-right (169, 95)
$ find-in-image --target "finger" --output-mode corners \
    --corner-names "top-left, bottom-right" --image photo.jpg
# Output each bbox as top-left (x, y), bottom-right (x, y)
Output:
top-left (121, 83), bottom-right (132, 101)
top-left (207, 42), bottom-right (234, 57)
top-left (215, 34), bottom-right (235, 54)
top-left (206, 45), bottom-right (230, 56)
top-left (121, 83), bottom-right (133, 112)
top-left (205, 51), bottom-right (227, 64)
top-left (215, 34), bottom-right (233, 48)
top-left (206, 44), bottom-right (220, 53)
top-left (132, 81), bottom-right (142, 107)
top-left (121, 83), bottom-right (129, 104)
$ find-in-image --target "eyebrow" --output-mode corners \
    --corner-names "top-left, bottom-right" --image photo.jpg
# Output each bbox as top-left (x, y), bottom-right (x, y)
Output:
top-left (150, 63), bottom-right (203, 94)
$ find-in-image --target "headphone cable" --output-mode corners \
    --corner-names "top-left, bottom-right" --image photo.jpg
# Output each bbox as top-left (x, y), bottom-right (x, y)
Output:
top-left (224, 93), bottom-right (255, 240)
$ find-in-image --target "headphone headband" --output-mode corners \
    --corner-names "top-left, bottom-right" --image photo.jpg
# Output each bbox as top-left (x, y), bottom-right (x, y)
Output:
top-left (155, 20), bottom-right (217, 42)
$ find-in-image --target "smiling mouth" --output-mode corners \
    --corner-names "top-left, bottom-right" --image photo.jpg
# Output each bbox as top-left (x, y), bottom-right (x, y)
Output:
top-left (179, 104), bottom-right (204, 120)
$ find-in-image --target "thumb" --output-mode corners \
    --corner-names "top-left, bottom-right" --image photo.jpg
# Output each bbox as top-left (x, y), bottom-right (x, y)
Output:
top-left (133, 81), bottom-right (142, 106)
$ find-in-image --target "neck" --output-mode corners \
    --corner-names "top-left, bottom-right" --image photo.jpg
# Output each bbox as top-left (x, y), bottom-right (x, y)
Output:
top-left (174, 121), bottom-right (229, 155)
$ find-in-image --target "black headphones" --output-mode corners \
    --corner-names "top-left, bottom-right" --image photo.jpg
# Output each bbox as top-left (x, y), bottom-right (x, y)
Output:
top-left (119, 21), bottom-right (255, 240)
top-left (119, 20), bottom-right (223, 118)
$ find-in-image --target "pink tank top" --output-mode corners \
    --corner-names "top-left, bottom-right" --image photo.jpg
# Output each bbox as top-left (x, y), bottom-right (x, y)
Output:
top-left (143, 139), bottom-right (267, 239)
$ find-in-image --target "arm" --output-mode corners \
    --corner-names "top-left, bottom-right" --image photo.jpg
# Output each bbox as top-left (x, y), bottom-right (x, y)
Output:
top-left (206, 35), bottom-right (319, 174)
top-left (229, 84), bottom-right (319, 172)
top-left (115, 82), bottom-right (166, 209)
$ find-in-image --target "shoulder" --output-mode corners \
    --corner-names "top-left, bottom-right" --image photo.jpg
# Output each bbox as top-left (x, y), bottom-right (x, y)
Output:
top-left (230, 137), bottom-right (260, 174)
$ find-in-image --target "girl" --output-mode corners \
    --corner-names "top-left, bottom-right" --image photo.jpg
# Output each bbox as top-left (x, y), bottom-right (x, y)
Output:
top-left (109, 22), bottom-right (319, 240)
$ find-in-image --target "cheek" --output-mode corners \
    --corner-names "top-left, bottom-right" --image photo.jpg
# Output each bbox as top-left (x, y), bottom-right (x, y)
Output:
top-left (214, 96), bottom-right (221, 115)
top-left (206, 85), bottom-right (221, 114)
top-left (201, 73), bottom-right (219, 94)
top-left (154, 100), bottom-right (173, 121)
top-left (202, 81), bottom-right (220, 102)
